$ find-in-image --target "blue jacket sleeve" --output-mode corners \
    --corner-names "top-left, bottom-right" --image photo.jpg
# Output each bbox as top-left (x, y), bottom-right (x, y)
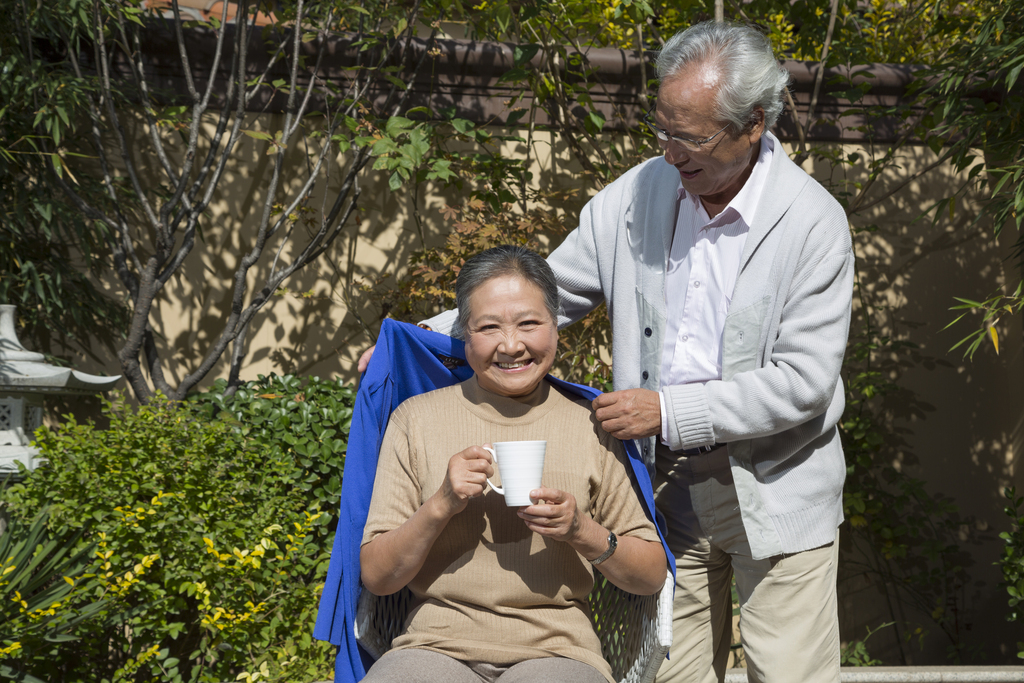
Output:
top-left (313, 320), bottom-right (472, 682)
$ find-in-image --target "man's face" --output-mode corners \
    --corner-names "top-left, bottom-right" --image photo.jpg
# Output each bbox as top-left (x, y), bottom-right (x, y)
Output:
top-left (655, 67), bottom-right (765, 211)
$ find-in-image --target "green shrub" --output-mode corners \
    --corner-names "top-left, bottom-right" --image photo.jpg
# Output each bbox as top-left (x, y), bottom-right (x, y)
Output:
top-left (2, 389), bottom-right (346, 682)
top-left (998, 486), bottom-right (1024, 659)
top-left (188, 373), bottom-right (355, 534)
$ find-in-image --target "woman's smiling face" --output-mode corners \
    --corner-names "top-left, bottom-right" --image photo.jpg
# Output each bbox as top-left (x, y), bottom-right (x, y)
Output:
top-left (464, 274), bottom-right (558, 398)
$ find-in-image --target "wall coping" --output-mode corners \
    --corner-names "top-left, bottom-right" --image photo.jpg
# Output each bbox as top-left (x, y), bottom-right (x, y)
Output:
top-left (111, 21), bottom-right (924, 143)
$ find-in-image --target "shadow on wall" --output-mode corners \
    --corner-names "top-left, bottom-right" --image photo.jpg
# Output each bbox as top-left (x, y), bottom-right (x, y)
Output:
top-left (821, 141), bottom-right (1024, 664)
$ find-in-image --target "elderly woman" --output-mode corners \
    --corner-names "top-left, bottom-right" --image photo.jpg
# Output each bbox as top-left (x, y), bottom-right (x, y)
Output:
top-left (359, 245), bottom-right (666, 683)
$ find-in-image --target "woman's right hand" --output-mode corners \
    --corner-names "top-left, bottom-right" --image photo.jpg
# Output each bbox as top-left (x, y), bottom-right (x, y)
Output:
top-left (435, 445), bottom-right (494, 517)
top-left (362, 444), bottom-right (493, 596)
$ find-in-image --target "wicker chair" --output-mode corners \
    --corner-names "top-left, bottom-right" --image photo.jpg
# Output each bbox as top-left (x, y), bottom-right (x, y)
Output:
top-left (354, 570), bottom-right (673, 683)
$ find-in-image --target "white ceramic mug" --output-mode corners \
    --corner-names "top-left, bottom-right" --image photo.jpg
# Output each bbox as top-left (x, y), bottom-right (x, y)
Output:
top-left (483, 440), bottom-right (547, 507)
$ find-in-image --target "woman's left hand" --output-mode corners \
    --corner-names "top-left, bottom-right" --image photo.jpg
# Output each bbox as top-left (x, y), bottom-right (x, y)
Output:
top-left (517, 487), bottom-right (581, 543)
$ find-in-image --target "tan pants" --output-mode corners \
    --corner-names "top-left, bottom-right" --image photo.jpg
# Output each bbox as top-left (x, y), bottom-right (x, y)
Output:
top-left (362, 649), bottom-right (608, 683)
top-left (653, 446), bottom-right (840, 683)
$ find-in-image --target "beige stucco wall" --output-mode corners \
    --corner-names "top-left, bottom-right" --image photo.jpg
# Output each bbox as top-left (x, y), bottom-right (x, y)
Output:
top-left (55, 120), bottom-right (1024, 663)
top-left (813, 142), bottom-right (1024, 663)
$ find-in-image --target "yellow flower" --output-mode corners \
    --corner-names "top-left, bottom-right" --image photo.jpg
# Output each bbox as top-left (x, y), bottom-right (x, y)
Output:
top-left (0, 641), bottom-right (22, 657)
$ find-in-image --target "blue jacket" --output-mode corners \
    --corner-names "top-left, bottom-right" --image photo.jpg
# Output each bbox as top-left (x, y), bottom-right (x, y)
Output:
top-left (313, 319), bottom-right (674, 683)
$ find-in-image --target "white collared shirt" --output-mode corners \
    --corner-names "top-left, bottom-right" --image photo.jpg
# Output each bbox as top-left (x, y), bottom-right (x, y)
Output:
top-left (659, 135), bottom-right (774, 444)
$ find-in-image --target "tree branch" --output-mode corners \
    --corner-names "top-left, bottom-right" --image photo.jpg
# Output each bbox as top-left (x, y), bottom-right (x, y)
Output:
top-left (92, 0), bottom-right (163, 244)
top-left (792, 0), bottom-right (840, 166)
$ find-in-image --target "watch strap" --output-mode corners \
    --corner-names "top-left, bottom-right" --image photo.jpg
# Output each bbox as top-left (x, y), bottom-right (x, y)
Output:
top-left (589, 531), bottom-right (617, 566)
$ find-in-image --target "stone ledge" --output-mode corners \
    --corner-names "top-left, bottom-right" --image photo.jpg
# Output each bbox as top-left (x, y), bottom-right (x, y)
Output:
top-left (313, 667), bottom-right (1024, 683)
top-left (723, 667), bottom-right (1024, 682)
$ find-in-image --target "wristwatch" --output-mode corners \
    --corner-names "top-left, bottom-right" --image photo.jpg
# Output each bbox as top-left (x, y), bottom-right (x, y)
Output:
top-left (589, 531), bottom-right (617, 566)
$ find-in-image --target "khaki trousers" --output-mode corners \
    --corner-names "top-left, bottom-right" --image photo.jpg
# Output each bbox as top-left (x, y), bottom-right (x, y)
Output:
top-left (362, 649), bottom-right (608, 683)
top-left (653, 446), bottom-right (840, 683)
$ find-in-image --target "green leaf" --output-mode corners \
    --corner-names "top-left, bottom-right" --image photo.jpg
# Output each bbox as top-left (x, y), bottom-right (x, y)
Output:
top-left (371, 138), bottom-right (397, 156)
top-left (385, 116), bottom-right (414, 138)
top-left (506, 108), bottom-right (528, 126)
top-left (513, 43), bottom-right (540, 67)
top-left (586, 110), bottom-right (607, 134)
top-left (389, 170), bottom-right (405, 190)
top-left (1008, 64), bottom-right (1023, 91)
top-left (383, 74), bottom-right (408, 91)
top-left (34, 200), bottom-right (54, 223)
top-left (497, 67), bottom-right (531, 84)
top-left (243, 130), bottom-right (274, 142)
top-left (495, 5), bottom-right (512, 34)
top-left (449, 119), bottom-right (474, 136)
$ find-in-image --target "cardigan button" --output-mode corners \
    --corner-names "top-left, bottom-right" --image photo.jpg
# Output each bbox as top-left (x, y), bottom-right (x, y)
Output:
top-left (644, 327), bottom-right (652, 337)
top-left (642, 371), bottom-right (649, 380)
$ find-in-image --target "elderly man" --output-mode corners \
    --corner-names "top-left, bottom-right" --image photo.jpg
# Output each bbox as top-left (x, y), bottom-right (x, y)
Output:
top-left (363, 20), bottom-right (853, 683)
top-left (547, 22), bottom-right (854, 683)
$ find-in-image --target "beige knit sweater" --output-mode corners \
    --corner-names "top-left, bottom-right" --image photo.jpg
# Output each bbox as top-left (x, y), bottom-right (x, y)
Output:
top-left (362, 376), bottom-right (660, 682)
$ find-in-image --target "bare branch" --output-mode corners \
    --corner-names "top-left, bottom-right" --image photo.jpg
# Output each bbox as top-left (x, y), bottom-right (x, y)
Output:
top-left (143, 326), bottom-right (174, 396)
top-left (226, 322), bottom-right (250, 390)
top-left (169, 0), bottom-right (200, 100)
top-left (850, 154), bottom-right (949, 216)
top-left (120, 19), bottom-right (180, 188)
top-left (845, 113), bottom-right (932, 215)
top-left (116, 259), bottom-right (161, 403)
top-left (784, 87), bottom-right (807, 159)
top-left (805, 0), bottom-right (840, 138)
top-left (198, 0), bottom-right (234, 110)
top-left (91, 0), bottom-right (163, 241)
top-left (61, 19), bottom-right (143, 295)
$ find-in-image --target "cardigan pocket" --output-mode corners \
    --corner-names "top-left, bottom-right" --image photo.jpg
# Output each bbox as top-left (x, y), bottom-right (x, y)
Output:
top-left (721, 296), bottom-right (769, 381)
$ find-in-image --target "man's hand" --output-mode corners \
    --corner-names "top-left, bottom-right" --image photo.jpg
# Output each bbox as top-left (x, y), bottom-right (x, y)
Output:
top-left (518, 487), bottom-right (581, 543)
top-left (592, 388), bottom-right (661, 440)
top-left (434, 446), bottom-right (494, 518)
top-left (357, 345), bottom-right (376, 373)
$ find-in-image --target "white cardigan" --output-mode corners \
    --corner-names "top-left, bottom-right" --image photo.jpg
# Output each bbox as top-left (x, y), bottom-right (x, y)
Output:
top-left (426, 133), bottom-right (854, 560)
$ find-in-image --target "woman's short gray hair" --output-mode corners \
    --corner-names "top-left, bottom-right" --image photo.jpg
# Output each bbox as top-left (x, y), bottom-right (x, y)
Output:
top-left (453, 245), bottom-right (562, 339)
top-left (655, 21), bottom-right (791, 132)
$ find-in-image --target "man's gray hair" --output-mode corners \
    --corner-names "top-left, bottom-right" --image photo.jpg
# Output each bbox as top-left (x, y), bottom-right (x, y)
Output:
top-left (453, 245), bottom-right (562, 340)
top-left (655, 21), bottom-right (791, 132)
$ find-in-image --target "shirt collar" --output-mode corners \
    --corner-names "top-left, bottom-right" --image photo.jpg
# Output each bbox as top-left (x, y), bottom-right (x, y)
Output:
top-left (676, 134), bottom-right (775, 228)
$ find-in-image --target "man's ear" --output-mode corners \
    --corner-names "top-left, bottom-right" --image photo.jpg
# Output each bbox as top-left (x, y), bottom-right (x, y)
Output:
top-left (751, 107), bottom-right (766, 133)
top-left (747, 107), bottom-right (766, 140)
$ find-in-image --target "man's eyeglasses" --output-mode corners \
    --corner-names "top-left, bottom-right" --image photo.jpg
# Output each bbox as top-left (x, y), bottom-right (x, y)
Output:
top-left (642, 107), bottom-right (730, 152)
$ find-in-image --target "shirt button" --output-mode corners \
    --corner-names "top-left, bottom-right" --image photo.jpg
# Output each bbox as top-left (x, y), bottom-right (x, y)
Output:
top-left (682, 335), bottom-right (689, 342)
top-left (693, 281), bottom-right (700, 288)
top-left (642, 371), bottom-right (649, 380)
top-left (644, 327), bottom-right (652, 337)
